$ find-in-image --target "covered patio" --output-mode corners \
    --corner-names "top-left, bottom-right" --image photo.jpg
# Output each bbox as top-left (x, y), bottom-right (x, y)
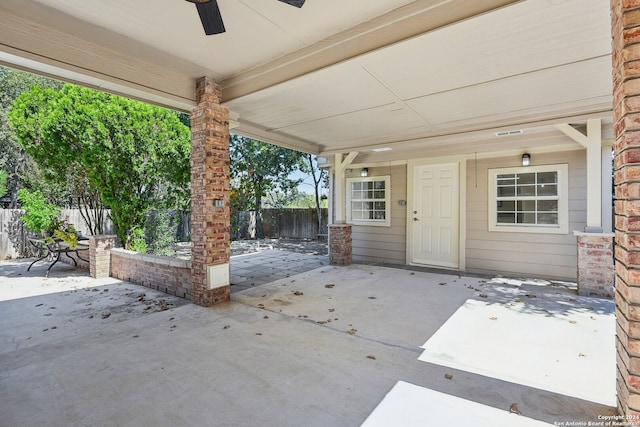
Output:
top-left (0, 256), bottom-right (615, 426)
top-left (2, 0), bottom-right (640, 419)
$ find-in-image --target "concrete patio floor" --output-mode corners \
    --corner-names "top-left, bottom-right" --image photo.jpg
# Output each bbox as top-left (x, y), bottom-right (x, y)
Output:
top-left (0, 252), bottom-right (617, 426)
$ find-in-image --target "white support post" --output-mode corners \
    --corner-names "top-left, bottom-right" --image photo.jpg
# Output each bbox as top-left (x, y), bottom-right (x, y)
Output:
top-left (556, 119), bottom-right (603, 232)
top-left (333, 152), bottom-right (358, 224)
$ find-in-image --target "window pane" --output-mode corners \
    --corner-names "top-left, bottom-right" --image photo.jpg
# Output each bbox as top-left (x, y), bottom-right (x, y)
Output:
top-left (537, 184), bottom-right (557, 196)
top-left (497, 212), bottom-right (516, 223)
top-left (538, 172), bottom-right (557, 184)
top-left (538, 213), bottom-right (558, 224)
top-left (517, 185), bottom-right (535, 196)
top-left (517, 212), bottom-right (536, 224)
top-left (374, 211), bottom-right (385, 220)
top-left (374, 180), bottom-right (385, 190)
top-left (537, 200), bottom-right (558, 212)
top-left (518, 173), bottom-right (535, 185)
top-left (517, 200), bottom-right (536, 211)
top-left (497, 174), bottom-right (515, 185)
top-left (497, 201), bottom-right (515, 211)
top-left (497, 186), bottom-right (515, 197)
top-left (374, 190), bottom-right (384, 199)
top-left (374, 201), bottom-right (385, 210)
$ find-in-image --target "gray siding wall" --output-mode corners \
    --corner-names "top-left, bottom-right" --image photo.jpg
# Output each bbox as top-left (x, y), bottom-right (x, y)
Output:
top-left (465, 150), bottom-right (586, 280)
top-left (347, 165), bottom-right (407, 265)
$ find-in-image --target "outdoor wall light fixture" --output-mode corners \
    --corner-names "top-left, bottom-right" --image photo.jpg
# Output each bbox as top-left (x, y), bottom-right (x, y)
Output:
top-left (522, 153), bottom-right (531, 167)
top-left (360, 168), bottom-right (369, 177)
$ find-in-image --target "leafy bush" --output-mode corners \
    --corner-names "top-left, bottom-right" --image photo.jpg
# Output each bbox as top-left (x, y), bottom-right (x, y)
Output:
top-left (145, 210), bottom-right (177, 256)
top-left (17, 189), bottom-right (62, 234)
top-left (127, 227), bottom-right (147, 253)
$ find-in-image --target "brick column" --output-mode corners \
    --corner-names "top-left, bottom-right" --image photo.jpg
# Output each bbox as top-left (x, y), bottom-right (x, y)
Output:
top-left (190, 77), bottom-right (231, 306)
top-left (89, 235), bottom-right (116, 278)
top-left (613, 0), bottom-right (640, 416)
top-left (575, 232), bottom-right (615, 298)
top-left (329, 224), bottom-right (352, 266)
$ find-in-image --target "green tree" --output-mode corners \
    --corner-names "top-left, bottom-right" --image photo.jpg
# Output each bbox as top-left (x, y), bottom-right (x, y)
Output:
top-left (230, 135), bottom-right (303, 238)
top-left (9, 84), bottom-right (191, 248)
top-left (0, 66), bottom-right (64, 207)
top-left (0, 170), bottom-right (7, 199)
top-left (298, 153), bottom-right (328, 232)
top-left (16, 188), bottom-right (61, 234)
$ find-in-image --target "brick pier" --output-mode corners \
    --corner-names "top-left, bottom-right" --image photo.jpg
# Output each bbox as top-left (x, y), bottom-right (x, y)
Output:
top-left (329, 224), bottom-right (352, 266)
top-left (189, 77), bottom-right (231, 306)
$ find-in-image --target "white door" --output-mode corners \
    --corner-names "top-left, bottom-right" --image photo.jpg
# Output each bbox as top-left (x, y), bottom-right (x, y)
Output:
top-left (411, 163), bottom-right (459, 268)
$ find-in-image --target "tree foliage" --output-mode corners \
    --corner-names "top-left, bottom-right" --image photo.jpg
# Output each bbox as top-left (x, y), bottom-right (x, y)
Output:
top-left (0, 67), bottom-right (64, 207)
top-left (16, 188), bottom-right (61, 234)
top-left (9, 84), bottom-right (191, 248)
top-left (298, 153), bottom-right (328, 231)
top-left (0, 170), bottom-right (6, 198)
top-left (230, 135), bottom-right (304, 237)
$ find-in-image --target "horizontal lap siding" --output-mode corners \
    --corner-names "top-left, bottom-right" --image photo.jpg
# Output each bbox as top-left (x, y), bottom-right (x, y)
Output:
top-left (348, 165), bottom-right (407, 265)
top-left (465, 150), bottom-right (585, 280)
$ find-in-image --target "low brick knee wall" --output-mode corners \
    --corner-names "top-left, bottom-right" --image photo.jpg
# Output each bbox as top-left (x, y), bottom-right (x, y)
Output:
top-left (59, 249), bottom-right (90, 270)
top-left (110, 249), bottom-right (193, 300)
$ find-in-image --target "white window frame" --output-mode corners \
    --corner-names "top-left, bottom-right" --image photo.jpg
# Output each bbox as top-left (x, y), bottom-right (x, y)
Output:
top-left (488, 164), bottom-right (568, 234)
top-left (346, 176), bottom-right (391, 227)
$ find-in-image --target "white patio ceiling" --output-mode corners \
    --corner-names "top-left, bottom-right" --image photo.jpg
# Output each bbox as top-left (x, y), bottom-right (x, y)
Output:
top-left (0, 0), bottom-right (613, 162)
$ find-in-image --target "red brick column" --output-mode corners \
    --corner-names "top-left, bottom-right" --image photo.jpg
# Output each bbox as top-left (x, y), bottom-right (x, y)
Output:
top-left (190, 77), bottom-right (231, 306)
top-left (329, 224), bottom-right (352, 266)
top-left (613, 0), bottom-right (640, 416)
top-left (89, 235), bottom-right (116, 278)
top-left (576, 232), bottom-right (615, 298)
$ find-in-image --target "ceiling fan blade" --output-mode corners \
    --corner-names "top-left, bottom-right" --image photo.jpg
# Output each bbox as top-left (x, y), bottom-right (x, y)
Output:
top-left (277, 0), bottom-right (306, 8)
top-left (195, 0), bottom-right (225, 35)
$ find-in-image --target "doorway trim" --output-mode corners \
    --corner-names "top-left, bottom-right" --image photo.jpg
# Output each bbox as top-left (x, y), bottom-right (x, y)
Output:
top-left (406, 156), bottom-right (466, 271)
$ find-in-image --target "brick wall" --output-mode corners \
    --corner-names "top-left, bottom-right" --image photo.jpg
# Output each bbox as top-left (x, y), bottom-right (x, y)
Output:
top-left (576, 232), bottom-right (615, 298)
top-left (612, 0), bottom-right (640, 417)
top-left (110, 249), bottom-right (192, 300)
top-left (329, 224), bottom-right (352, 266)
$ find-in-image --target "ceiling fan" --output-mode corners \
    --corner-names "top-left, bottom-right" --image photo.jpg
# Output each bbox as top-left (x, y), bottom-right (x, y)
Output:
top-left (185, 0), bottom-right (306, 35)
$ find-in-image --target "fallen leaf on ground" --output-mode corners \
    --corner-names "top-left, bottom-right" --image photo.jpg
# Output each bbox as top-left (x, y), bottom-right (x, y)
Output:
top-left (579, 353), bottom-right (587, 357)
top-left (367, 355), bottom-right (376, 360)
top-left (444, 373), bottom-right (453, 380)
top-left (489, 317), bottom-right (498, 320)
top-left (293, 291), bottom-right (304, 296)
top-left (509, 403), bottom-right (522, 415)
top-left (223, 325), bottom-right (230, 329)
top-left (479, 293), bottom-right (488, 298)
top-left (325, 284), bottom-right (335, 288)
top-left (101, 312), bottom-right (111, 319)
top-left (328, 308), bottom-right (335, 312)
top-left (348, 328), bottom-right (357, 335)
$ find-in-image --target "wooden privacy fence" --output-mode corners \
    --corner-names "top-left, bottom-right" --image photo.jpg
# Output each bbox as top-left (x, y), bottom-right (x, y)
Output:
top-left (1, 208), bottom-right (327, 259)
top-left (232, 208), bottom-right (328, 240)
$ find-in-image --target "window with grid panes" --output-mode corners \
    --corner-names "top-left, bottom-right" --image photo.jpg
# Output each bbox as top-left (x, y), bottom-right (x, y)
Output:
top-left (346, 176), bottom-right (390, 227)
top-left (488, 164), bottom-right (568, 234)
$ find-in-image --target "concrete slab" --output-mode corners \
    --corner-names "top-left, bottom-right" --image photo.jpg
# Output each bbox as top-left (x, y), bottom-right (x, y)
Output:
top-left (419, 296), bottom-right (616, 406)
top-left (362, 381), bottom-right (554, 427)
top-left (0, 258), bottom-right (617, 426)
